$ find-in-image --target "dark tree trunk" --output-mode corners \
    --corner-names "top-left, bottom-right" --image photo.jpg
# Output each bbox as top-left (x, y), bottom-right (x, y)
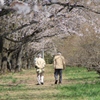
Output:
top-left (0, 36), bottom-right (3, 53)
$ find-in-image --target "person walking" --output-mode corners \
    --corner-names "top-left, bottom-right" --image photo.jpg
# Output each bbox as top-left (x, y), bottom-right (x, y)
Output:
top-left (53, 52), bottom-right (66, 84)
top-left (35, 54), bottom-right (46, 85)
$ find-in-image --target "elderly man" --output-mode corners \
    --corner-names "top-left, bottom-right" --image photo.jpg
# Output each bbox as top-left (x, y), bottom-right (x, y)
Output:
top-left (35, 54), bottom-right (46, 85)
top-left (53, 52), bottom-right (66, 84)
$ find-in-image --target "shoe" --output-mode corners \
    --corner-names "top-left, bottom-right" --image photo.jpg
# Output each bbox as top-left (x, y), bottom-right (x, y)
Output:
top-left (59, 82), bottom-right (62, 84)
top-left (36, 83), bottom-right (41, 85)
top-left (55, 80), bottom-right (58, 84)
top-left (41, 82), bottom-right (44, 85)
top-left (59, 81), bottom-right (62, 84)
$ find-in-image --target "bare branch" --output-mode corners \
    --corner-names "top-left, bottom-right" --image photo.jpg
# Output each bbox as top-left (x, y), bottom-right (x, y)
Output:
top-left (1, 20), bottom-right (38, 37)
top-left (43, 2), bottom-right (100, 14)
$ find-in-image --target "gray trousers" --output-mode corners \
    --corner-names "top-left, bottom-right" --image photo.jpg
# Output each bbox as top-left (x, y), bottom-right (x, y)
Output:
top-left (54, 69), bottom-right (62, 83)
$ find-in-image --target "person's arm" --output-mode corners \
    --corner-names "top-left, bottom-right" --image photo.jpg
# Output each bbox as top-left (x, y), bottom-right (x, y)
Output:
top-left (35, 59), bottom-right (40, 69)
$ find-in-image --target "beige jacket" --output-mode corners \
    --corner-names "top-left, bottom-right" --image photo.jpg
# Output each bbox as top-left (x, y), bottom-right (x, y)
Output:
top-left (35, 57), bottom-right (46, 69)
top-left (53, 55), bottom-right (65, 69)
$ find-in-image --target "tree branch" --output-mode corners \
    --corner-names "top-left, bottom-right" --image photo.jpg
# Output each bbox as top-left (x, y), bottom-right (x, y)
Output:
top-left (1, 20), bottom-right (38, 37)
top-left (43, 2), bottom-right (100, 14)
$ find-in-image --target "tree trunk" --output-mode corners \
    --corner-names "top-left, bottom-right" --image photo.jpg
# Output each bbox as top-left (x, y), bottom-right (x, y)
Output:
top-left (15, 46), bottom-right (23, 72)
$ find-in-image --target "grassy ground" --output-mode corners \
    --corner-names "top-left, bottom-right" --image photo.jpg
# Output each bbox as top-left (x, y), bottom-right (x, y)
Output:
top-left (58, 67), bottom-right (100, 100)
top-left (0, 65), bottom-right (100, 100)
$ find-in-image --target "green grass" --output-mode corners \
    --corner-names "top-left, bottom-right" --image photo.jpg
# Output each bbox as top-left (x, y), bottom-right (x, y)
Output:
top-left (57, 67), bottom-right (100, 100)
top-left (0, 66), bottom-right (100, 100)
top-left (57, 82), bottom-right (100, 100)
top-left (0, 75), bottom-right (18, 84)
top-left (65, 67), bottom-right (99, 81)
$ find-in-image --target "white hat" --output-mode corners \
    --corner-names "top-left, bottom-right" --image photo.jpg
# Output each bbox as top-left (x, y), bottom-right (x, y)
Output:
top-left (57, 52), bottom-right (61, 55)
top-left (38, 54), bottom-right (42, 57)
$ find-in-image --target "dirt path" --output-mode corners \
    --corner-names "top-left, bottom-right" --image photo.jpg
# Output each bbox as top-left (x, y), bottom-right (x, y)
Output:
top-left (13, 64), bottom-right (68, 86)
top-left (0, 64), bottom-right (66, 100)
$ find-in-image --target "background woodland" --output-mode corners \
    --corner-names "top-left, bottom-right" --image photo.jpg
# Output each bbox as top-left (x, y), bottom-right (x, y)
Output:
top-left (0, 0), bottom-right (100, 75)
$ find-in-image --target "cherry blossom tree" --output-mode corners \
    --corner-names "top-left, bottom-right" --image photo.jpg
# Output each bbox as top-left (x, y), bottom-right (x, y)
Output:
top-left (0, 0), bottom-right (100, 74)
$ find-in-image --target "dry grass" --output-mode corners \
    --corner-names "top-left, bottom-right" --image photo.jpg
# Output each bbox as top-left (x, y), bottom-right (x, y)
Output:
top-left (0, 65), bottom-right (100, 100)
top-left (0, 64), bottom-right (62, 100)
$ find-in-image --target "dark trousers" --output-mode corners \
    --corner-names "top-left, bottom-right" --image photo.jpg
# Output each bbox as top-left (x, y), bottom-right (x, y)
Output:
top-left (54, 69), bottom-right (62, 83)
